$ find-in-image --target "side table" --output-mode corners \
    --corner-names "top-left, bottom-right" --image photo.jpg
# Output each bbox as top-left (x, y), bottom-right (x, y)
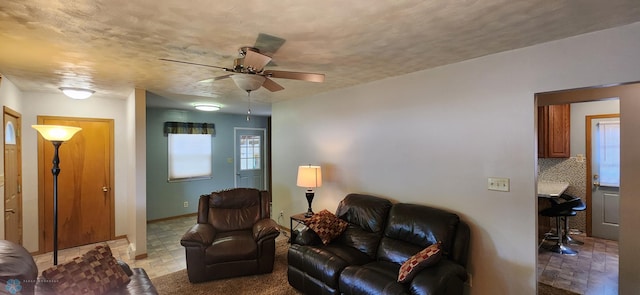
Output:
top-left (289, 213), bottom-right (309, 243)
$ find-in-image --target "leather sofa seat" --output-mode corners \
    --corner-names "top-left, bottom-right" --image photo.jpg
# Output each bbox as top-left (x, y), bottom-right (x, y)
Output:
top-left (288, 194), bottom-right (393, 294)
top-left (288, 194), bottom-right (470, 295)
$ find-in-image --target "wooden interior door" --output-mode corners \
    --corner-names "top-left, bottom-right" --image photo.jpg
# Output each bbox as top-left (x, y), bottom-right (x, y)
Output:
top-left (4, 107), bottom-right (22, 244)
top-left (38, 116), bottom-right (114, 251)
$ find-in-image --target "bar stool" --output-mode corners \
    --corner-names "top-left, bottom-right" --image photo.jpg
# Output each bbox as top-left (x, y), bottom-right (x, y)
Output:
top-left (559, 193), bottom-right (586, 245)
top-left (539, 197), bottom-right (583, 255)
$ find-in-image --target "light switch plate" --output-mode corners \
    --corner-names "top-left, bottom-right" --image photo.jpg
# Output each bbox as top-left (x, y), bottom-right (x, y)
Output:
top-left (488, 177), bottom-right (510, 192)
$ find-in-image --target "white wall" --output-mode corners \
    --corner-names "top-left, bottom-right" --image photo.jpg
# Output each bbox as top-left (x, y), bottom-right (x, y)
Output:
top-left (0, 76), bottom-right (23, 239)
top-left (272, 22), bottom-right (640, 294)
top-left (570, 100), bottom-right (620, 156)
top-left (125, 89), bottom-right (147, 258)
top-left (21, 91), bottom-right (130, 252)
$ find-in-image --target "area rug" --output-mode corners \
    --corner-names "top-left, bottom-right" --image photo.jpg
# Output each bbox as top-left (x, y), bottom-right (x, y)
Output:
top-left (151, 238), bottom-right (300, 295)
top-left (538, 282), bottom-right (580, 295)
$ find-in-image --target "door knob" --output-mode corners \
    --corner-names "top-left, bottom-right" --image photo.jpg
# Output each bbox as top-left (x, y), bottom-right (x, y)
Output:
top-left (102, 186), bottom-right (109, 192)
top-left (593, 174), bottom-right (600, 188)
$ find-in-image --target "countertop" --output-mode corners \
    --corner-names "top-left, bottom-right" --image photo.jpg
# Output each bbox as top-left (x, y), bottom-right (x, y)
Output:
top-left (538, 181), bottom-right (570, 197)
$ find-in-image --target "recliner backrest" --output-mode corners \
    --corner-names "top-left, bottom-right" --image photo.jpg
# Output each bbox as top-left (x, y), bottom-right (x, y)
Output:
top-left (197, 188), bottom-right (270, 232)
top-left (377, 203), bottom-right (461, 265)
top-left (334, 194), bottom-right (393, 258)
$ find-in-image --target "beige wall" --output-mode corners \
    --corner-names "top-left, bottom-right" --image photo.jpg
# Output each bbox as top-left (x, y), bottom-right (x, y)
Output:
top-left (272, 22), bottom-right (640, 294)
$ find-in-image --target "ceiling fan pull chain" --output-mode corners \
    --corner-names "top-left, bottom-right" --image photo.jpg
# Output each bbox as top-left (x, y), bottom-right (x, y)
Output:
top-left (246, 91), bottom-right (252, 121)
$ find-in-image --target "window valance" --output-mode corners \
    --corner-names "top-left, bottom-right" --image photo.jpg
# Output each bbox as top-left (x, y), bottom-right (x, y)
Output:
top-left (164, 121), bottom-right (215, 136)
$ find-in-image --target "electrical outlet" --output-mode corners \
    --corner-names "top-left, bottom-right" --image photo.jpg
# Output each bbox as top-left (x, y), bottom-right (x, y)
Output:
top-left (183, 201), bottom-right (188, 208)
top-left (279, 211), bottom-right (284, 217)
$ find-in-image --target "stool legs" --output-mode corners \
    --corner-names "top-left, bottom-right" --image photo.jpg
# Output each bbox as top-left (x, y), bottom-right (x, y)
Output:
top-left (562, 216), bottom-right (584, 245)
top-left (548, 216), bottom-right (578, 255)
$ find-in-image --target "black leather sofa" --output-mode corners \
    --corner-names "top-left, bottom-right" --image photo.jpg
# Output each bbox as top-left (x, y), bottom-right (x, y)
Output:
top-left (288, 194), bottom-right (470, 295)
top-left (0, 240), bottom-right (158, 295)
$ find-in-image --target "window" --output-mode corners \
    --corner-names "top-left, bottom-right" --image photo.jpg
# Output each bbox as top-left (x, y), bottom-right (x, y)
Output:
top-left (597, 120), bottom-right (620, 187)
top-left (240, 135), bottom-right (261, 170)
top-left (168, 134), bottom-right (212, 181)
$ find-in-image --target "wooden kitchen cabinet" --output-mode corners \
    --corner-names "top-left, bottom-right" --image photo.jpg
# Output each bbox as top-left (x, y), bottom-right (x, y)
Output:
top-left (538, 104), bottom-right (570, 158)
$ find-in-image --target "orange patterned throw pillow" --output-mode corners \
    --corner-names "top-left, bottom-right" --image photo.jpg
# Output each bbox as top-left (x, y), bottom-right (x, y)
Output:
top-left (304, 209), bottom-right (349, 245)
top-left (42, 245), bottom-right (130, 295)
top-left (397, 242), bottom-right (443, 283)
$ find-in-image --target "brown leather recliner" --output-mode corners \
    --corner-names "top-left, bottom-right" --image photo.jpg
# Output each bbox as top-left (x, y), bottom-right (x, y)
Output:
top-left (180, 188), bottom-right (280, 283)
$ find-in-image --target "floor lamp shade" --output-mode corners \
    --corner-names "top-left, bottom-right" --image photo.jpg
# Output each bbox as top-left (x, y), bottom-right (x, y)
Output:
top-left (32, 125), bottom-right (82, 141)
top-left (297, 165), bottom-right (322, 217)
top-left (32, 124), bottom-right (82, 265)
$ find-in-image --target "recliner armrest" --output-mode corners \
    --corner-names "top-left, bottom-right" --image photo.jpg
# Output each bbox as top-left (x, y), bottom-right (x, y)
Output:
top-left (180, 223), bottom-right (216, 247)
top-left (253, 218), bottom-right (280, 241)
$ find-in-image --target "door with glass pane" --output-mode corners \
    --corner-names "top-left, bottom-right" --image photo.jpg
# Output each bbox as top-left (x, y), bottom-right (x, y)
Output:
top-left (235, 128), bottom-right (265, 189)
top-left (589, 116), bottom-right (620, 240)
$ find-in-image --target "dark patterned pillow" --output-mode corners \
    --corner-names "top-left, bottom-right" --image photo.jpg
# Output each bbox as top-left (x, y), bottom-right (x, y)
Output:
top-left (42, 245), bottom-right (130, 295)
top-left (304, 209), bottom-right (348, 245)
top-left (397, 242), bottom-right (442, 283)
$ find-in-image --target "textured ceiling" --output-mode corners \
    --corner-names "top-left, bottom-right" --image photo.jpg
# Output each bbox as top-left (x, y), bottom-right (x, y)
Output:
top-left (0, 1), bottom-right (639, 115)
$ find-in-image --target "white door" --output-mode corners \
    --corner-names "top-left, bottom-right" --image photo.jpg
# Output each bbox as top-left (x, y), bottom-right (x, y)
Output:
top-left (591, 117), bottom-right (620, 240)
top-left (234, 128), bottom-right (266, 189)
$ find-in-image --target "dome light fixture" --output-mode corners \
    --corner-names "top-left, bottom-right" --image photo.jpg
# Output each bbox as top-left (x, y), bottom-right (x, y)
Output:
top-left (59, 87), bottom-right (95, 99)
top-left (194, 104), bottom-right (221, 111)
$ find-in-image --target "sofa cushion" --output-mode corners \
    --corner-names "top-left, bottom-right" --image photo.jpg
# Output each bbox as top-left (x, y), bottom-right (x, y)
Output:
top-left (42, 245), bottom-right (130, 295)
top-left (205, 230), bottom-right (257, 264)
top-left (378, 203), bottom-right (459, 264)
top-left (339, 261), bottom-right (407, 295)
top-left (397, 242), bottom-right (442, 283)
top-left (288, 243), bottom-right (372, 290)
top-left (334, 194), bottom-right (393, 258)
top-left (305, 210), bottom-right (348, 245)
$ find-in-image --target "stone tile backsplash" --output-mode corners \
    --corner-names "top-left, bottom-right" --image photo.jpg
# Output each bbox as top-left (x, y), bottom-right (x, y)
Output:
top-left (538, 157), bottom-right (586, 232)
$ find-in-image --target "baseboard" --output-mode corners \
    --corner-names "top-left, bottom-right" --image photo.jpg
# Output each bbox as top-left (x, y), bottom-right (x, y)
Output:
top-left (147, 212), bottom-right (197, 223)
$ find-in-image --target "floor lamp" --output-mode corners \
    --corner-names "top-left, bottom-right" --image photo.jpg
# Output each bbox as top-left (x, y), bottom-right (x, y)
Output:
top-left (32, 125), bottom-right (82, 265)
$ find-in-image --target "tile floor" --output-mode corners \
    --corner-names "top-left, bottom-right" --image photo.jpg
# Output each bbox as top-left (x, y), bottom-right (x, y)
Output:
top-left (34, 215), bottom-right (195, 279)
top-left (538, 233), bottom-right (619, 295)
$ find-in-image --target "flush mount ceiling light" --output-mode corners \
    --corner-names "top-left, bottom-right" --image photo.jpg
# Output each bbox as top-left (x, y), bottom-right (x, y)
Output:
top-left (59, 87), bottom-right (95, 99)
top-left (194, 104), bottom-right (221, 111)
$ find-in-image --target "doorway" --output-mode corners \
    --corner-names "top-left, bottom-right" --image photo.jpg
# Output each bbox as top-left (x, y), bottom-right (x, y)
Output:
top-left (234, 127), bottom-right (266, 190)
top-left (37, 116), bottom-right (115, 251)
top-left (3, 107), bottom-right (22, 244)
top-left (586, 114), bottom-right (620, 240)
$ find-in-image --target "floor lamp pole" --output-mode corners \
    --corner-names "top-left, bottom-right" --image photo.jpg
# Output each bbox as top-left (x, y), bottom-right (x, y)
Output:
top-left (51, 141), bottom-right (62, 265)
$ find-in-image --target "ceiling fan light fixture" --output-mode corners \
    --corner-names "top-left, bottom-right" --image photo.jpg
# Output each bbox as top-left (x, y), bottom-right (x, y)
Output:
top-left (194, 104), bottom-right (221, 111)
top-left (59, 87), bottom-right (95, 99)
top-left (231, 75), bottom-right (266, 92)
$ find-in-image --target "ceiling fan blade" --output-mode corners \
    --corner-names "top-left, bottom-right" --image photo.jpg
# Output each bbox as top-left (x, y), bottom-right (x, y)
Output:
top-left (264, 70), bottom-right (325, 83)
top-left (159, 58), bottom-right (228, 70)
top-left (213, 74), bottom-right (234, 81)
top-left (262, 77), bottom-right (285, 92)
top-left (243, 50), bottom-right (272, 72)
top-left (254, 33), bottom-right (286, 55)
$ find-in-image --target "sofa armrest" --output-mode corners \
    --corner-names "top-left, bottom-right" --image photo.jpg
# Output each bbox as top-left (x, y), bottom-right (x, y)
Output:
top-left (408, 259), bottom-right (468, 294)
top-left (117, 260), bottom-right (134, 276)
top-left (180, 223), bottom-right (216, 247)
top-left (292, 227), bottom-right (322, 246)
top-left (253, 218), bottom-right (280, 242)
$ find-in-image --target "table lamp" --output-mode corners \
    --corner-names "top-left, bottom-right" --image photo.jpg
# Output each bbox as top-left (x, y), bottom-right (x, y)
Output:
top-left (297, 165), bottom-right (322, 218)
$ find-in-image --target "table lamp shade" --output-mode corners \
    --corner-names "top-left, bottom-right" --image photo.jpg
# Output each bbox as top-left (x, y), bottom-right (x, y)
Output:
top-left (32, 125), bottom-right (82, 141)
top-left (297, 165), bottom-right (322, 188)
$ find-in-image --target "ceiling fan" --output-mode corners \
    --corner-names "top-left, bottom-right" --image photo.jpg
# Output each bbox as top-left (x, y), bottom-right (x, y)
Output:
top-left (160, 46), bottom-right (325, 93)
